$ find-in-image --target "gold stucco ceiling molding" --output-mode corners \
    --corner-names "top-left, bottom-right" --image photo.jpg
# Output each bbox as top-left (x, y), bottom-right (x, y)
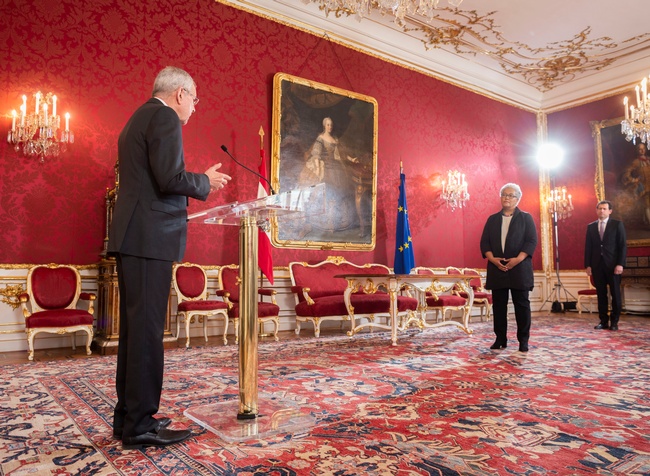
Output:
top-left (406, 11), bottom-right (650, 92)
top-left (304, 1), bottom-right (650, 92)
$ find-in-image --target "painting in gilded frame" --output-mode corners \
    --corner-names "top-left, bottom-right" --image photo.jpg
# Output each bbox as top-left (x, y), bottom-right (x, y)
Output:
top-left (271, 73), bottom-right (377, 250)
top-left (592, 116), bottom-right (650, 246)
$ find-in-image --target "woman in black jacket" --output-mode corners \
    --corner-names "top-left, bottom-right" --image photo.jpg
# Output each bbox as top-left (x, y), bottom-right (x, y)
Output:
top-left (480, 183), bottom-right (538, 352)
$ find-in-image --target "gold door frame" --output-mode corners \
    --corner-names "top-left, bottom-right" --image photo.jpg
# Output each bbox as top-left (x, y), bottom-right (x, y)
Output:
top-left (591, 116), bottom-right (650, 246)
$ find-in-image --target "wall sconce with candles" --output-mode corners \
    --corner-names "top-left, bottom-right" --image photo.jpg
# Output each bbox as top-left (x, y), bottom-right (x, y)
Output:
top-left (441, 169), bottom-right (469, 210)
top-left (7, 91), bottom-right (74, 162)
top-left (547, 185), bottom-right (574, 220)
top-left (622, 73), bottom-right (649, 144)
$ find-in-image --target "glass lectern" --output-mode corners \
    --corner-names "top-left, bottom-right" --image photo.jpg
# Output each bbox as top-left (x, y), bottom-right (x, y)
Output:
top-left (183, 184), bottom-right (323, 442)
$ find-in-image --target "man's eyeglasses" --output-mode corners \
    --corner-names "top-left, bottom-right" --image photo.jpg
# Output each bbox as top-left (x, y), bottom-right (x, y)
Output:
top-left (183, 88), bottom-right (199, 106)
top-left (500, 193), bottom-right (518, 199)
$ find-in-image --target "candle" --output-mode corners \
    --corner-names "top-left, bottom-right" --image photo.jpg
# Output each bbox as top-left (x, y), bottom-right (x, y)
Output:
top-left (11, 110), bottom-right (16, 132)
top-left (636, 86), bottom-right (641, 108)
top-left (35, 92), bottom-right (40, 115)
top-left (52, 95), bottom-right (57, 117)
top-left (442, 180), bottom-right (446, 194)
top-left (65, 112), bottom-right (70, 131)
top-left (43, 104), bottom-right (48, 127)
top-left (20, 104), bottom-right (25, 126)
top-left (568, 194), bottom-right (573, 208)
top-left (624, 97), bottom-right (629, 120)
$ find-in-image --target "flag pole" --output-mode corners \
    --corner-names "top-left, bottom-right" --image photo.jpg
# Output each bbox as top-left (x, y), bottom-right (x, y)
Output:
top-left (258, 126), bottom-right (265, 292)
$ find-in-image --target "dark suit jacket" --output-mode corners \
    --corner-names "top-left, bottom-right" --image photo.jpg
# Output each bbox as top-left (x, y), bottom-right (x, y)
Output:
top-left (108, 99), bottom-right (210, 262)
top-left (584, 218), bottom-right (627, 272)
top-left (480, 207), bottom-right (538, 291)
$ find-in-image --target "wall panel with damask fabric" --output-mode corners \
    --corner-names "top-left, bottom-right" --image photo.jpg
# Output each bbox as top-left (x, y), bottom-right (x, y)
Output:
top-left (0, 0), bottom-right (540, 270)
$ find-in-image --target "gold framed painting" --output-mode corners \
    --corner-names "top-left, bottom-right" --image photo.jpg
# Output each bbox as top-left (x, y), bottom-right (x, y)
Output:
top-left (271, 73), bottom-right (378, 250)
top-left (591, 116), bottom-right (650, 246)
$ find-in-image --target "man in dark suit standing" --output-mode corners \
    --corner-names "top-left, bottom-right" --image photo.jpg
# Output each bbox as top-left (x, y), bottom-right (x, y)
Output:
top-left (108, 66), bottom-right (231, 449)
top-left (584, 200), bottom-right (627, 331)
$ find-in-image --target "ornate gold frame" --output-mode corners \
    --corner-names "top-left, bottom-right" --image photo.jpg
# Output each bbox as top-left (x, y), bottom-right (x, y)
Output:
top-left (271, 73), bottom-right (378, 251)
top-left (591, 116), bottom-right (650, 247)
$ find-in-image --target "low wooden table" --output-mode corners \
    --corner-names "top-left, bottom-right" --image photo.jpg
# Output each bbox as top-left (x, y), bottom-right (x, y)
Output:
top-left (337, 273), bottom-right (475, 345)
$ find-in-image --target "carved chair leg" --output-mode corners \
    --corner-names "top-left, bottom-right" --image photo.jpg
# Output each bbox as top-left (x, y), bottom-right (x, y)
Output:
top-left (71, 332), bottom-right (77, 350)
top-left (84, 328), bottom-right (93, 356)
top-left (185, 314), bottom-right (192, 348)
top-left (27, 331), bottom-right (36, 361)
top-left (222, 315), bottom-right (229, 345)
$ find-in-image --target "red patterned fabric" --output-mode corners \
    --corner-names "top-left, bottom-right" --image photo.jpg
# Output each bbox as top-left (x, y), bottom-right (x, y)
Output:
top-left (26, 309), bottom-right (93, 328)
top-left (0, 0), bottom-right (549, 270)
top-left (220, 267), bottom-right (240, 302)
top-left (177, 300), bottom-right (227, 312)
top-left (175, 266), bottom-right (206, 299)
top-left (426, 294), bottom-right (466, 307)
top-left (462, 269), bottom-right (483, 290)
top-left (31, 267), bottom-right (77, 309)
top-left (227, 302), bottom-right (280, 319)
top-left (290, 263), bottom-right (389, 300)
top-left (295, 293), bottom-right (417, 317)
top-left (577, 289), bottom-right (597, 296)
top-left (458, 291), bottom-right (493, 303)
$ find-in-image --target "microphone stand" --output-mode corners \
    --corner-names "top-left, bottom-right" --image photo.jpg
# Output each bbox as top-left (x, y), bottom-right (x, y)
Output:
top-left (220, 145), bottom-right (276, 195)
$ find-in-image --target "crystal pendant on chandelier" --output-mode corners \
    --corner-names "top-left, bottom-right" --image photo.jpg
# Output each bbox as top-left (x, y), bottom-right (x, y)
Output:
top-left (441, 169), bottom-right (469, 210)
top-left (7, 91), bottom-right (74, 163)
top-left (621, 74), bottom-right (650, 145)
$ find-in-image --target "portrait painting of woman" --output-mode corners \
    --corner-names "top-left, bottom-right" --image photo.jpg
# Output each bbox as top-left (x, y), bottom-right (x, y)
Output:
top-left (271, 73), bottom-right (378, 250)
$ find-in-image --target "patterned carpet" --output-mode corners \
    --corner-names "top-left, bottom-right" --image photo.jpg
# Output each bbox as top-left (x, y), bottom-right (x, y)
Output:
top-left (2, 315), bottom-right (650, 475)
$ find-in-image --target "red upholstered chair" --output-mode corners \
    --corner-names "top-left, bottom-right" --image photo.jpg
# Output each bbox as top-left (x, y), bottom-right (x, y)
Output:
top-left (578, 275), bottom-right (598, 314)
top-left (19, 264), bottom-right (95, 361)
top-left (461, 268), bottom-right (493, 321)
top-left (216, 265), bottom-right (280, 344)
top-left (417, 266), bottom-right (467, 323)
top-left (172, 262), bottom-right (229, 347)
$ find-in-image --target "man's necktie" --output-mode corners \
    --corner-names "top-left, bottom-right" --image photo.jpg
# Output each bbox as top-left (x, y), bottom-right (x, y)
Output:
top-left (599, 221), bottom-right (605, 240)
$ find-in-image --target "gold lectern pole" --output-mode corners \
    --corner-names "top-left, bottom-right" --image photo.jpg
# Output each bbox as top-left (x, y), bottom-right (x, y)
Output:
top-left (238, 215), bottom-right (259, 419)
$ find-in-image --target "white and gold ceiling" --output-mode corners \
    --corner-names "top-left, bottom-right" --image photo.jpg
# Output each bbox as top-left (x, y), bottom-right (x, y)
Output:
top-left (219, 0), bottom-right (650, 112)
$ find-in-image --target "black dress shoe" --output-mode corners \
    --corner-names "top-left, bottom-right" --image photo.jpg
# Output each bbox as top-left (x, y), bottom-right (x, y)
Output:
top-left (113, 417), bottom-right (172, 439)
top-left (122, 427), bottom-right (192, 449)
top-left (490, 341), bottom-right (507, 350)
top-left (519, 344), bottom-right (529, 352)
top-left (610, 324), bottom-right (619, 331)
top-left (594, 323), bottom-right (609, 330)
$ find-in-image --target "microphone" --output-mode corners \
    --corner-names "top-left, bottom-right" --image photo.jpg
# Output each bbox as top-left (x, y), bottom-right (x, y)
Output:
top-left (220, 145), bottom-right (276, 195)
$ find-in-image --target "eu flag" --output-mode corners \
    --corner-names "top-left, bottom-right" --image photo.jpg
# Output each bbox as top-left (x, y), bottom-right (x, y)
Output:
top-left (394, 169), bottom-right (415, 274)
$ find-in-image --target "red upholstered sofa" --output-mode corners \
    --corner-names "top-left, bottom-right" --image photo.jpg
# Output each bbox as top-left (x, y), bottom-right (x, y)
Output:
top-left (289, 257), bottom-right (418, 337)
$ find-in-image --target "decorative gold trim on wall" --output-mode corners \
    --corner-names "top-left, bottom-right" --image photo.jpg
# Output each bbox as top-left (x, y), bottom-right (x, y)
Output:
top-left (0, 284), bottom-right (25, 310)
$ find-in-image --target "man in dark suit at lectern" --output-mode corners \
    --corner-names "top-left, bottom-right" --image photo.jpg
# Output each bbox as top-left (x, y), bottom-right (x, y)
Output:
top-left (108, 66), bottom-right (231, 449)
top-left (584, 200), bottom-right (627, 331)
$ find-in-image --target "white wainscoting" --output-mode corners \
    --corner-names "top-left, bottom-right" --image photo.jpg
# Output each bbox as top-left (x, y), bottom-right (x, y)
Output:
top-left (1, 267), bottom-right (647, 355)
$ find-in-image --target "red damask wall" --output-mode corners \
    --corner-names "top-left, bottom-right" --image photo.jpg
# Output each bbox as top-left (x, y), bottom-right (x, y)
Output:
top-left (548, 94), bottom-right (650, 269)
top-left (0, 0), bottom-right (541, 269)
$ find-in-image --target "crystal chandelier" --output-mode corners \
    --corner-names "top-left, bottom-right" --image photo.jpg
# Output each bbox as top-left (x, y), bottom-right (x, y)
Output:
top-left (621, 74), bottom-right (650, 144)
top-left (441, 169), bottom-right (469, 210)
top-left (7, 92), bottom-right (74, 162)
top-left (301, 0), bottom-right (464, 23)
top-left (548, 186), bottom-right (573, 220)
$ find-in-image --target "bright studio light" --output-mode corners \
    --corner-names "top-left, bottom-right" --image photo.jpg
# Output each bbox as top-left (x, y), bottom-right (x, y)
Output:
top-left (537, 143), bottom-right (564, 169)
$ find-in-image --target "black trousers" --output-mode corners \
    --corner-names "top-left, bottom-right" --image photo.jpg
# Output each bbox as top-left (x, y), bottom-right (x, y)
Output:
top-left (491, 288), bottom-right (531, 345)
top-left (113, 253), bottom-right (173, 438)
top-left (592, 263), bottom-right (622, 326)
